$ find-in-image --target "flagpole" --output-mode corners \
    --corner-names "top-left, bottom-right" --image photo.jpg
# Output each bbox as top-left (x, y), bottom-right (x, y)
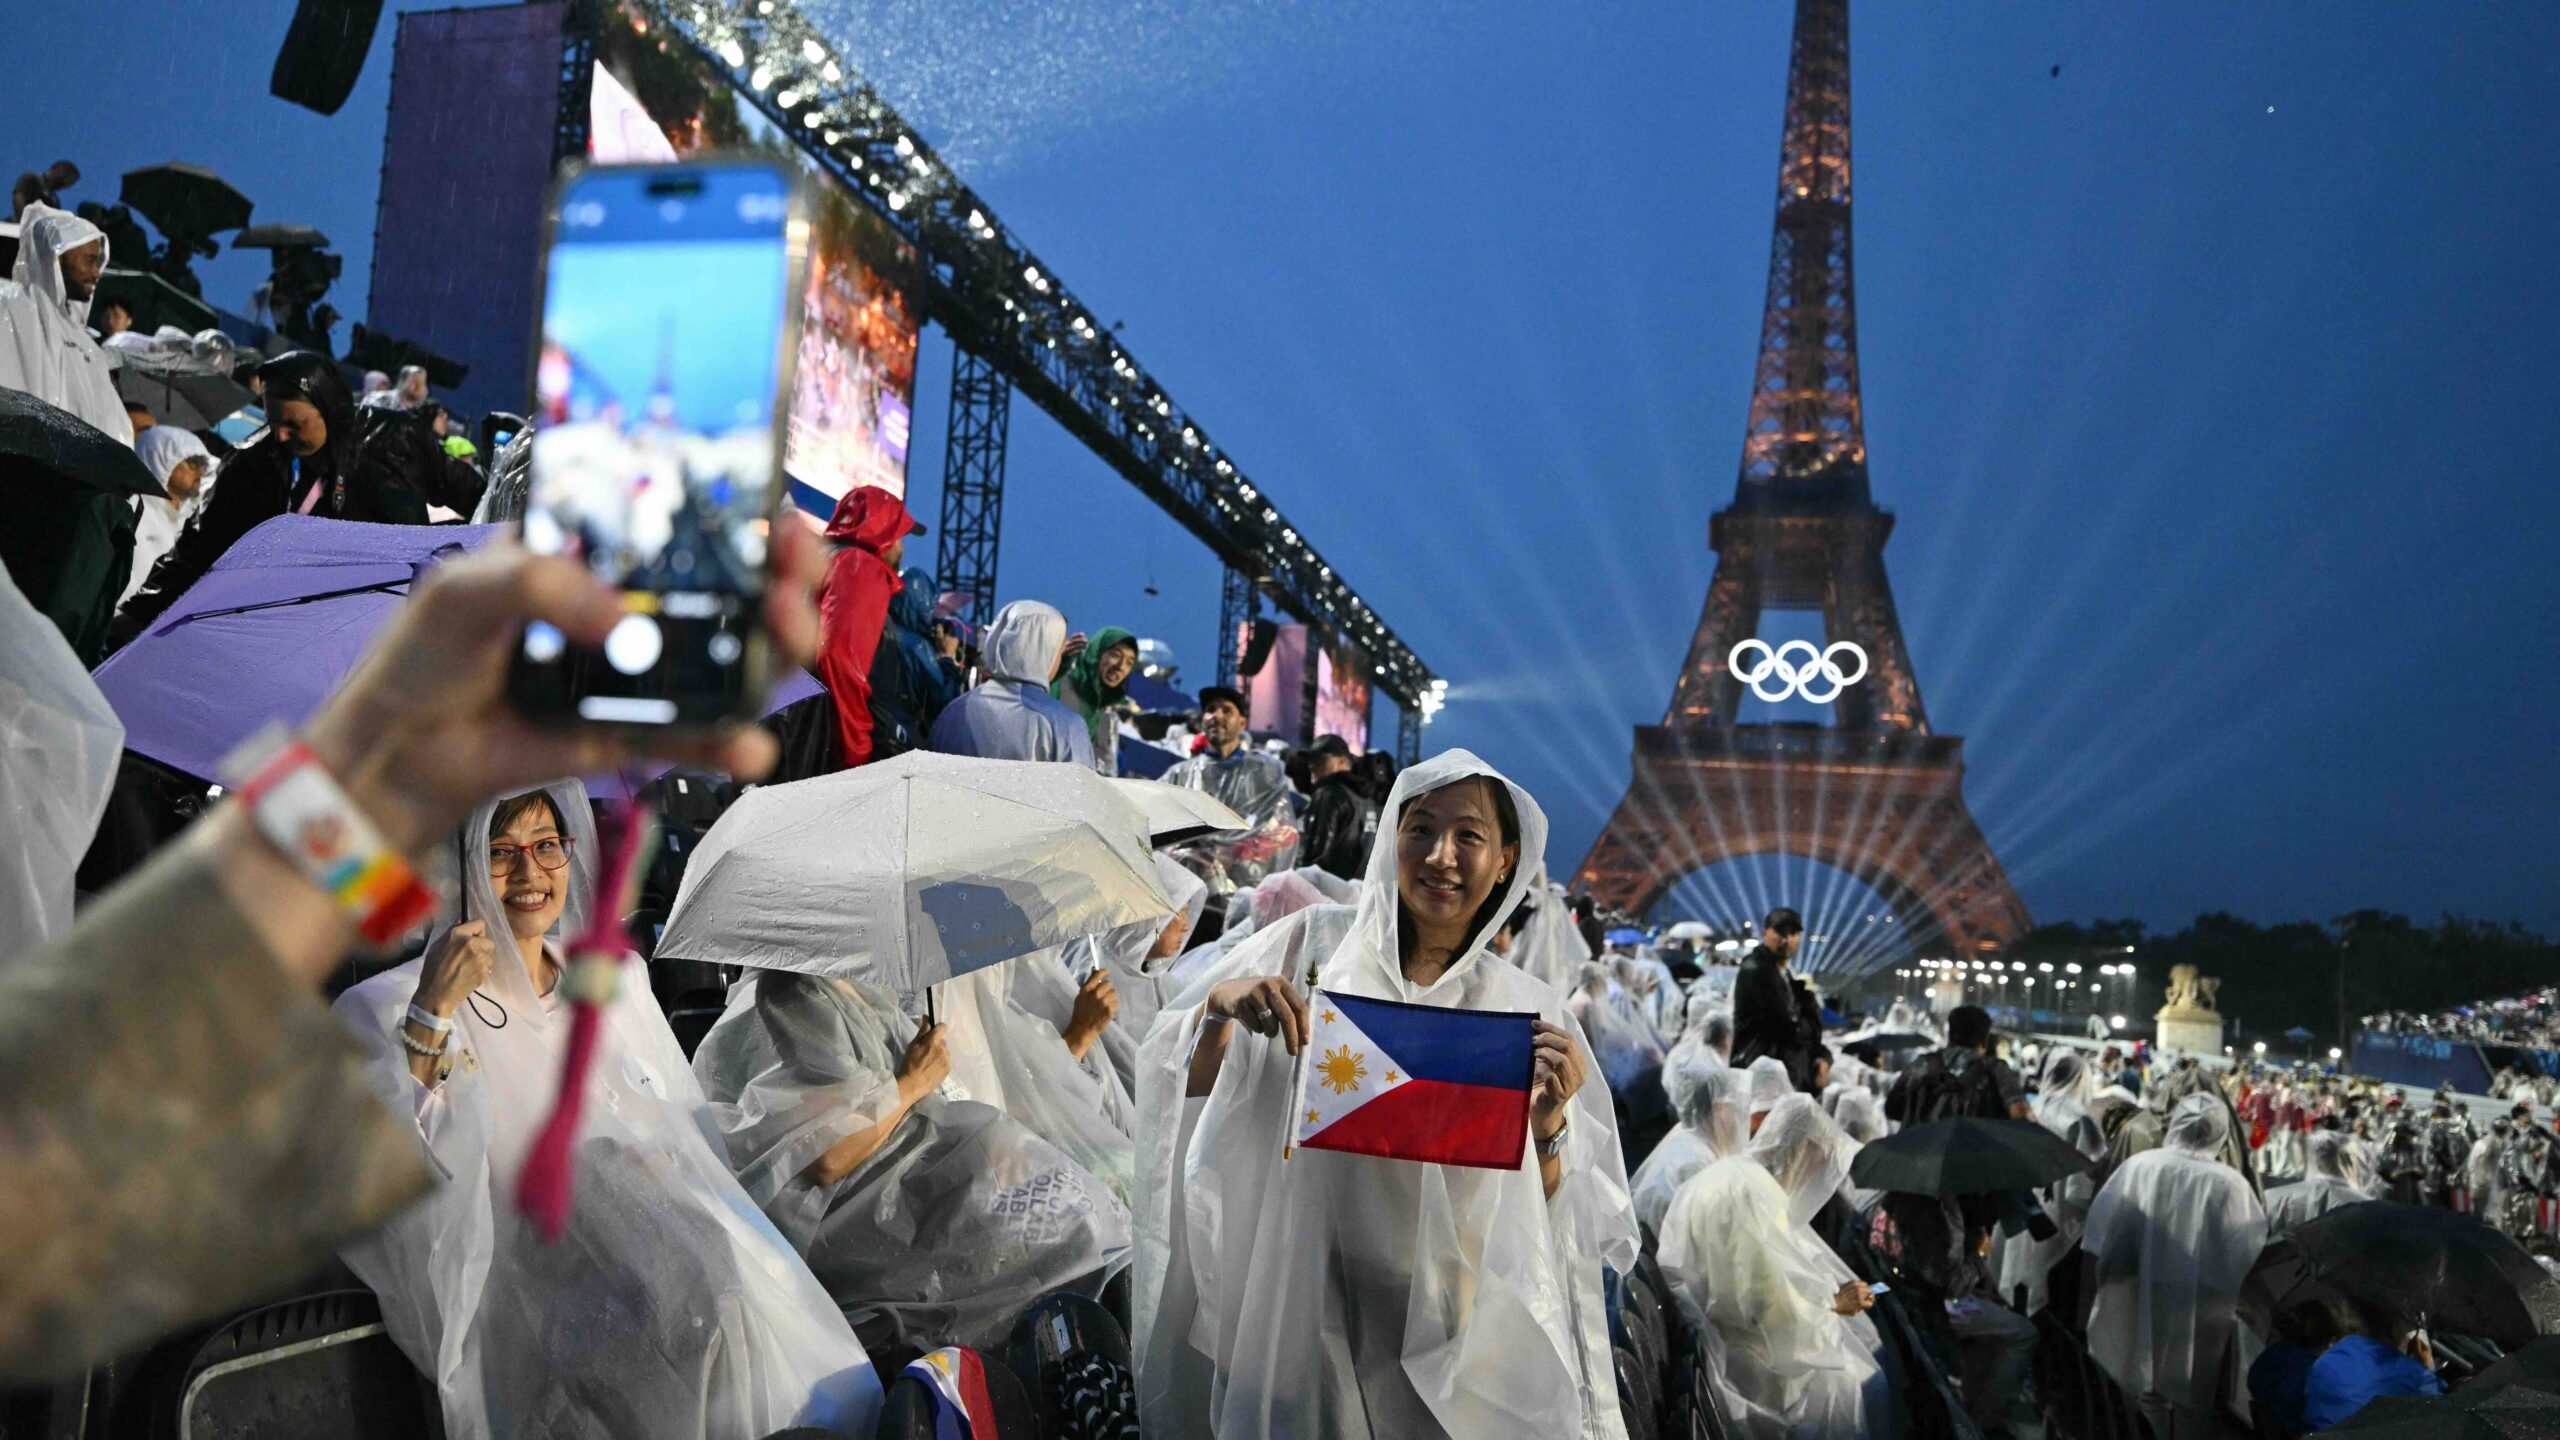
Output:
top-left (1284, 982), bottom-right (1319, 1163)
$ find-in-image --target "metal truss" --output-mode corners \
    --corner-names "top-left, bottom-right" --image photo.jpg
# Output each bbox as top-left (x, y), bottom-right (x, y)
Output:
top-left (616, 0), bottom-right (1439, 709)
top-left (935, 345), bottom-right (1011, 623)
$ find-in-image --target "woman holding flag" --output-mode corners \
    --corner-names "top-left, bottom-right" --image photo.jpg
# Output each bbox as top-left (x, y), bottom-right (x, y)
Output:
top-left (1132, 750), bottom-right (1636, 1439)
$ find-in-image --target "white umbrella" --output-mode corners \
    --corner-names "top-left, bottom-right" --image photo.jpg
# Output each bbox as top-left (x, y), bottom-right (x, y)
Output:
top-left (657, 751), bottom-right (1172, 994)
top-left (1108, 776), bottom-right (1247, 846)
top-left (1665, 921), bottom-right (1713, 942)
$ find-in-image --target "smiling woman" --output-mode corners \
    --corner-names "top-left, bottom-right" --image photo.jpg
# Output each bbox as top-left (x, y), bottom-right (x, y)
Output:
top-left (329, 779), bottom-right (883, 1438)
top-left (1132, 750), bottom-right (1636, 1440)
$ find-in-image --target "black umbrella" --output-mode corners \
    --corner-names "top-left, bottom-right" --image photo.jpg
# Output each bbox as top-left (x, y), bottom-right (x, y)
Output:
top-left (2473, 1338), bottom-right (2560, 1396)
top-left (1848, 1117), bottom-right (2092, 1197)
top-left (118, 161), bottom-right (253, 239)
top-left (0, 387), bottom-right (163, 499)
top-left (233, 222), bottom-right (331, 250)
top-left (114, 364), bottom-right (256, 432)
top-left (2254, 1202), bottom-right (2560, 1350)
top-left (2322, 1386), bottom-right (2560, 1437)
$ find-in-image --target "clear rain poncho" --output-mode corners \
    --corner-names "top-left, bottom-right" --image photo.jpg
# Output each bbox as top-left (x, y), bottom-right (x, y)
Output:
top-left (1658, 1151), bottom-right (1885, 1439)
top-left (1746, 1055), bottom-right (1796, 1132)
top-left (2264, 1130), bottom-right (2377, 1239)
top-left (1161, 864), bottom-right (1347, 996)
top-left (1573, 961), bottom-right (1667, 1094)
top-left (1132, 750), bottom-right (1635, 1440)
top-left (690, 969), bottom-right (1130, 1350)
top-left (1508, 874), bottom-right (1594, 991)
top-left (1160, 741), bottom-right (1302, 893)
top-left (2083, 1094), bottom-right (2269, 1417)
top-left (1833, 1089), bottom-right (1889, 1213)
top-left (1999, 1047), bottom-right (2105, 1313)
top-left (930, 951), bottom-right (1139, 1205)
top-left (0, 204), bottom-right (130, 444)
top-left (333, 782), bottom-right (880, 1439)
top-left (0, 562), bottom-right (122, 964)
top-left (1056, 851), bottom-right (1211, 1095)
top-left (1634, 1054), bottom-right (1749, 1236)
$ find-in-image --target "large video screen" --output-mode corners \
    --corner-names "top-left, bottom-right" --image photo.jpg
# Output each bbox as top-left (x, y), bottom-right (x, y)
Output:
top-left (590, 12), bottom-right (919, 517)
top-left (1317, 636), bottom-right (1373, 753)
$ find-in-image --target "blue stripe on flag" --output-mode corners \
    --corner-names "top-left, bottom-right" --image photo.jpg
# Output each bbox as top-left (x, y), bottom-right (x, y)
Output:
top-left (1326, 989), bottom-right (1536, 1092)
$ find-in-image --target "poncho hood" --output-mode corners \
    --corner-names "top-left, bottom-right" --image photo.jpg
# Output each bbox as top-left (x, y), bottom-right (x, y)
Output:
top-left (10, 203), bottom-right (106, 327)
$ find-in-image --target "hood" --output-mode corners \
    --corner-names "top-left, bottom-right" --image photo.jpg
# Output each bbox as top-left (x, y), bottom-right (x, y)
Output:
top-left (1060, 624), bottom-right (1137, 706)
top-left (136, 425), bottom-right (211, 489)
top-left (979, 599), bottom-right (1067, 685)
top-left (824, 484), bottom-right (921, 553)
top-left (891, 566), bottom-right (939, 633)
top-left (10, 203), bottom-right (107, 328)
top-left (1334, 749), bottom-right (1546, 1001)
top-left (450, 779), bottom-right (599, 1016)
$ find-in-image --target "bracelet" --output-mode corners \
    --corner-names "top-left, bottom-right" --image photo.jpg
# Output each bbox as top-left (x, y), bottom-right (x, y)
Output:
top-left (398, 1026), bottom-right (449, 1058)
top-left (406, 1003), bottom-right (455, 1035)
top-left (1536, 1119), bottom-right (1571, 1160)
top-left (221, 725), bottom-right (438, 947)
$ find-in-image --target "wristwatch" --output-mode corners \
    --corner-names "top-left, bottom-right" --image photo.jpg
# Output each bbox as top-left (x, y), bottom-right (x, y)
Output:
top-left (1537, 1119), bottom-right (1571, 1160)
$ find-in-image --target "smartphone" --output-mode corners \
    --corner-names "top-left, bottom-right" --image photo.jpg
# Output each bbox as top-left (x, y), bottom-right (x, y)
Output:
top-left (508, 158), bottom-right (808, 728)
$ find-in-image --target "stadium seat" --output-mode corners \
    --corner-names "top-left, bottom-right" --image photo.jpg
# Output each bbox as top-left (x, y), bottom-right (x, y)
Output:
top-left (1000, 1293), bottom-right (1140, 1440)
top-left (1613, 1344), bottom-right (1662, 1440)
top-left (125, 1285), bottom-right (439, 1439)
top-left (874, 1349), bottom-right (1039, 1439)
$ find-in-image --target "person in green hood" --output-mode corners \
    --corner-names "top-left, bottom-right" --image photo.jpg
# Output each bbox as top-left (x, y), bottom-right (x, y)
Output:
top-left (1053, 625), bottom-right (1139, 774)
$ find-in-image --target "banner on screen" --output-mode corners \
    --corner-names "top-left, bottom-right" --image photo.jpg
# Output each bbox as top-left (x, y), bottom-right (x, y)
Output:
top-left (591, 10), bottom-right (918, 516)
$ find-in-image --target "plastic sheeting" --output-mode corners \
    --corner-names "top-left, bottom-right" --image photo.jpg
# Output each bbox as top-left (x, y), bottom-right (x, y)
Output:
top-left (1633, 1060), bottom-right (1748, 1236)
top-left (1572, 962), bottom-right (1666, 1094)
top-left (334, 781), bottom-right (879, 1439)
top-left (932, 957), bottom-right (1139, 1206)
top-left (2265, 1131), bottom-right (2378, 1239)
top-left (2084, 1094), bottom-right (2268, 1415)
top-left (1132, 750), bottom-right (1635, 1440)
top-left (1999, 1047), bottom-right (2106, 1315)
top-left (1508, 874), bottom-right (1595, 991)
top-left (1749, 1096), bottom-right (1860, 1230)
top-left (1745, 1056), bottom-right (1795, 1126)
top-left (1659, 1155), bottom-right (1885, 1439)
top-left (691, 970), bottom-right (1129, 1349)
top-left (0, 563), bottom-right (122, 963)
top-left (1159, 744), bottom-right (1302, 893)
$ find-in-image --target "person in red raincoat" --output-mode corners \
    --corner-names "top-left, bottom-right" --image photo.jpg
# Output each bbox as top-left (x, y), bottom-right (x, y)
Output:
top-left (816, 486), bottom-right (924, 770)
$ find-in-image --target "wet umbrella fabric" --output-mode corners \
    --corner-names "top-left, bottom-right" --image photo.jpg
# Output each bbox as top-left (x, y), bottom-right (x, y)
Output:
top-left (2251, 1201), bottom-right (2560, 1351)
top-left (0, 386), bottom-right (163, 498)
top-left (655, 750), bottom-right (1175, 995)
top-left (90, 514), bottom-right (817, 793)
top-left (2471, 1338), bottom-right (2560, 1396)
top-left (113, 355), bottom-right (256, 430)
top-left (1107, 776), bottom-right (1247, 846)
top-left (118, 162), bottom-right (254, 238)
top-left (2321, 1387), bottom-right (2560, 1438)
top-left (1849, 1116), bottom-right (2094, 1197)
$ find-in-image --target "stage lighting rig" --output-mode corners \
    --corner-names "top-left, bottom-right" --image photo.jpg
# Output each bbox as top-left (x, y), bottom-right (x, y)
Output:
top-left (623, 0), bottom-right (1440, 710)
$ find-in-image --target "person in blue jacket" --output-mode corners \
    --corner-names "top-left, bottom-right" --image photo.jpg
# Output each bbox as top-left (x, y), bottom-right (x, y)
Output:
top-left (2299, 1304), bottom-right (2444, 1432)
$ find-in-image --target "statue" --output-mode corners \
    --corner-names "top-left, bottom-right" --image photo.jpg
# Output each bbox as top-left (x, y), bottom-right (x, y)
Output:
top-left (2160, 964), bottom-right (2221, 1019)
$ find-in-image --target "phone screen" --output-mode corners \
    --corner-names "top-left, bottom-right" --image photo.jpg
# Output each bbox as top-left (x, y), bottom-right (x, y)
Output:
top-left (510, 160), bottom-right (801, 727)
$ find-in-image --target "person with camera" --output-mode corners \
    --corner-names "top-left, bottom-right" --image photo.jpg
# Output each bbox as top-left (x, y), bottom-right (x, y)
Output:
top-left (0, 526), bottom-right (828, 1386)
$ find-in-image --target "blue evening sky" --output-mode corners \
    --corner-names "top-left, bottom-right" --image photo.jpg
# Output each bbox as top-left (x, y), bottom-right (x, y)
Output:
top-left (15, 1), bottom-right (2556, 938)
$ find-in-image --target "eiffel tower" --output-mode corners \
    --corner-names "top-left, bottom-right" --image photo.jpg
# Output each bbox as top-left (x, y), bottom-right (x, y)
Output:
top-left (1574, 0), bottom-right (2030, 965)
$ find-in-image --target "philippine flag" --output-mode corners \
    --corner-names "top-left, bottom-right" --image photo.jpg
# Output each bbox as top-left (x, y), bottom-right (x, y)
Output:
top-left (904, 1346), bottom-right (998, 1440)
top-left (1291, 987), bottom-right (1537, 1170)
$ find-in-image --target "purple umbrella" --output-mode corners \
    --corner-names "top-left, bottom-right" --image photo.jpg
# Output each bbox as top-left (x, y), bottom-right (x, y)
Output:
top-left (94, 516), bottom-right (819, 796)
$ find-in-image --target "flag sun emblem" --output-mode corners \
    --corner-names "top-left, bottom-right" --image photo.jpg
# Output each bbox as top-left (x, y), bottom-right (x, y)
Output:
top-left (1317, 1045), bottom-right (1369, 1095)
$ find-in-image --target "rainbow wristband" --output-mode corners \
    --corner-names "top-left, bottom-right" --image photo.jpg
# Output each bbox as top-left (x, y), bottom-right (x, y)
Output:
top-left (225, 728), bottom-right (439, 947)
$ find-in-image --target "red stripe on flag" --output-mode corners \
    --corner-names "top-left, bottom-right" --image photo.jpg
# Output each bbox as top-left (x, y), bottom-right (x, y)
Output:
top-left (956, 1347), bottom-right (995, 1431)
top-left (1302, 1077), bottom-right (1530, 1170)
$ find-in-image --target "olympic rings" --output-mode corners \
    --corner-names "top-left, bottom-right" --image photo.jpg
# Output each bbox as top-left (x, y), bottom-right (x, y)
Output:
top-left (1728, 638), bottom-right (1869, 704)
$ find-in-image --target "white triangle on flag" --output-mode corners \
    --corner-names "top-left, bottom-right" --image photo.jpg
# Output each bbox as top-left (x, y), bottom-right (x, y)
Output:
top-left (1292, 989), bottom-right (1412, 1149)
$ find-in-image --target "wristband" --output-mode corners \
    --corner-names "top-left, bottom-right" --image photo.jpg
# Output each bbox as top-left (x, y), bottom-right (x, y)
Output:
top-left (406, 1003), bottom-right (456, 1035)
top-left (1536, 1119), bottom-right (1571, 1160)
top-left (224, 726), bottom-right (439, 947)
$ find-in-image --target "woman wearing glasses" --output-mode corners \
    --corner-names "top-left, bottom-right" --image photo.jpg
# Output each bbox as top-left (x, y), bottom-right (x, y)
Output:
top-left (332, 781), bottom-right (882, 1440)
